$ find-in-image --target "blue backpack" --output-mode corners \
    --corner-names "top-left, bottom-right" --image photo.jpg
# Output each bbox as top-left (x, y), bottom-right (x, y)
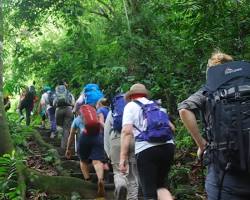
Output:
top-left (84, 84), bottom-right (104, 106)
top-left (97, 106), bottom-right (110, 122)
top-left (111, 94), bottom-right (127, 132)
top-left (134, 100), bottom-right (173, 143)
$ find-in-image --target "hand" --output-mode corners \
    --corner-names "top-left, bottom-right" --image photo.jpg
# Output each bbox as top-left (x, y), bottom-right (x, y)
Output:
top-left (197, 147), bottom-right (205, 161)
top-left (119, 159), bottom-right (128, 174)
top-left (65, 149), bottom-right (72, 159)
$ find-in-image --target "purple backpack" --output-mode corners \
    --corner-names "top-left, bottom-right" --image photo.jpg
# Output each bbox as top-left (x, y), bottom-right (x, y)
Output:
top-left (134, 100), bottom-right (173, 143)
top-left (111, 94), bottom-right (127, 132)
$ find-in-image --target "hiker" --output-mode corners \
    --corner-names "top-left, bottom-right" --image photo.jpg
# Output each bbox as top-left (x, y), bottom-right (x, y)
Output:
top-left (38, 86), bottom-right (57, 138)
top-left (96, 98), bottom-right (111, 173)
top-left (120, 83), bottom-right (175, 200)
top-left (54, 81), bottom-right (75, 151)
top-left (178, 51), bottom-right (250, 200)
top-left (29, 80), bottom-right (37, 114)
top-left (18, 86), bottom-right (35, 126)
top-left (4, 95), bottom-right (11, 111)
top-left (73, 89), bottom-right (85, 114)
top-left (38, 86), bottom-right (47, 129)
top-left (104, 94), bottom-right (139, 200)
top-left (65, 83), bottom-right (105, 198)
top-left (96, 98), bottom-right (110, 127)
top-left (38, 101), bottom-right (46, 129)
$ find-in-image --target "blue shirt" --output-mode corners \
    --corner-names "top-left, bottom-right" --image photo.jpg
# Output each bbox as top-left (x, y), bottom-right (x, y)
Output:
top-left (71, 116), bottom-right (85, 133)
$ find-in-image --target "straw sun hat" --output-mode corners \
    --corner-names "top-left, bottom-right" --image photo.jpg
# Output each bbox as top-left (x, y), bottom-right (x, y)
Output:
top-left (125, 83), bottom-right (149, 101)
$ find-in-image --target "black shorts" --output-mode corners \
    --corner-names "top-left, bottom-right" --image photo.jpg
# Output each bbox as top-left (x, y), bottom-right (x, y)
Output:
top-left (136, 143), bottom-right (175, 199)
top-left (77, 134), bottom-right (104, 161)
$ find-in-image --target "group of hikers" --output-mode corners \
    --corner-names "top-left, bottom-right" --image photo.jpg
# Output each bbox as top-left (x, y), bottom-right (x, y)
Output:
top-left (10, 51), bottom-right (250, 200)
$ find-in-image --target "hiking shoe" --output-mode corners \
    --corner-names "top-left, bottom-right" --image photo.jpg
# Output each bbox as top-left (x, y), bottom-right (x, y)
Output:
top-left (97, 180), bottom-right (105, 198)
top-left (50, 132), bottom-right (56, 139)
top-left (115, 185), bottom-right (127, 200)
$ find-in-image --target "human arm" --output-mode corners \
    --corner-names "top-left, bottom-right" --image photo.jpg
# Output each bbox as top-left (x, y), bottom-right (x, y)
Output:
top-left (73, 94), bottom-right (85, 113)
top-left (97, 112), bottom-right (105, 128)
top-left (119, 124), bottom-right (133, 174)
top-left (169, 121), bottom-right (175, 133)
top-left (178, 89), bottom-right (207, 157)
top-left (65, 127), bottom-right (77, 159)
top-left (179, 108), bottom-right (207, 156)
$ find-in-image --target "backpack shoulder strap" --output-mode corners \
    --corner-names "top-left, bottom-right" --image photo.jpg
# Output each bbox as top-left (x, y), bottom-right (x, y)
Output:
top-left (133, 99), bottom-right (144, 108)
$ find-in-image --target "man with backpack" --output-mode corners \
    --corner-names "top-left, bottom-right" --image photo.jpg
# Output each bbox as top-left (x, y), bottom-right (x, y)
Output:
top-left (27, 81), bottom-right (38, 115)
top-left (104, 94), bottom-right (139, 200)
top-left (54, 81), bottom-right (75, 150)
top-left (178, 51), bottom-right (250, 200)
top-left (38, 86), bottom-right (57, 138)
top-left (18, 86), bottom-right (35, 126)
top-left (65, 84), bottom-right (105, 198)
top-left (120, 83), bottom-right (175, 200)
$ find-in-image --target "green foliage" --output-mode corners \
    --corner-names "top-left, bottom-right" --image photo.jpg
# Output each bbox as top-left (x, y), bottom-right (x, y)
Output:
top-left (0, 152), bottom-right (23, 200)
top-left (43, 149), bottom-right (58, 165)
top-left (4, 0), bottom-right (250, 118)
top-left (175, 127), bottom-right (194, 149)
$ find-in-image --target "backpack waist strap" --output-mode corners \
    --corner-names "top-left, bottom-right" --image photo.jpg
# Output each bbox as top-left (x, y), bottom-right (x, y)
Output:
top-left (209, 141), bottom-right (236, 151)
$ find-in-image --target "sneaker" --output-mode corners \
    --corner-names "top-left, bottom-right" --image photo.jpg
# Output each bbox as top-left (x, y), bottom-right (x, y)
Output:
top-left (50, 132), bottom-right (56, 139)
top-left (115, 185), bottom-right (127, 200)
top-left (97, 180), bottom-right (105, 198)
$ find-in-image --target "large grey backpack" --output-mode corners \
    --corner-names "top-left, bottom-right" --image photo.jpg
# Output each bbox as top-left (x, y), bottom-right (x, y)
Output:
top-left (54, 85), bottom-right (72, 107)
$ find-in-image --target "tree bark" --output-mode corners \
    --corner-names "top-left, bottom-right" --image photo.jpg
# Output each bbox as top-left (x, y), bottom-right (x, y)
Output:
top-left (0, 0), bottom-right (14, 156)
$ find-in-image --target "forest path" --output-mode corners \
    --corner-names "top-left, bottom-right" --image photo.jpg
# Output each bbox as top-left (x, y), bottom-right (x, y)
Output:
top-left (33, 127), bottom-right (115, 200)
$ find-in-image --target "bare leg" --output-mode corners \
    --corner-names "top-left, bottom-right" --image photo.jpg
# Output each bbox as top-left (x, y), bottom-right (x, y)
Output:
top-left (92, 160), bottom-right (105, 197)
top-left (157, 188), bottom-right (173, 200)
top-left (92, 160), bottom-right (104, 181)
top-left (80, 160), bottom-right (90, 180)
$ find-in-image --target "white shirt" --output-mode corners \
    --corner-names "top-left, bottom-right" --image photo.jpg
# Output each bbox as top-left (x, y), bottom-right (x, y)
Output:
top-left (122, 97), bottom-right (174, 154)
top-left (40, 92), bottom-right (52, 110)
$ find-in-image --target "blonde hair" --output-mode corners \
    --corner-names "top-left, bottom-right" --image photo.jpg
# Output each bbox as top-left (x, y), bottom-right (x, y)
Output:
top-left (207, 51), bottom-right (233, 67)
top-left (96, 98), bottom-right (109, 108)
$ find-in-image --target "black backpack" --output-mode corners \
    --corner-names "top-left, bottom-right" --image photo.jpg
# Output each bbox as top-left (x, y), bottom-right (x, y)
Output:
top-left (22, 88), bottom-right (35, 107)
top-left (204, 61), bottom-right (250, 174)
top-left (29, 85), bottom-right (36, 96)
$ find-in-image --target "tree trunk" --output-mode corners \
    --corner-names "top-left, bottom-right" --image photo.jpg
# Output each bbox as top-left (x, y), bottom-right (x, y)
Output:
top-left (0, 0), bottom-right (13, 156)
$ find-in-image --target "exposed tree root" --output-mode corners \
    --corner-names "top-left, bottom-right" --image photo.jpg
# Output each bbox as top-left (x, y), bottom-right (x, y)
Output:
top-left (23, 167), bottom-right (98, 198)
